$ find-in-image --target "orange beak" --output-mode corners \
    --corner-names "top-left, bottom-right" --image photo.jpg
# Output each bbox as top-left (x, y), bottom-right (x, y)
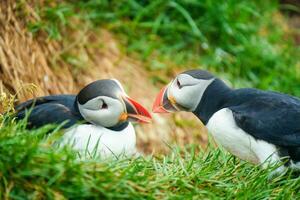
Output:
top-left (152, 86), bottom-right (170, 113)
top-left (152, 85), bottom-right (179, 113)
top-left (123, 96), bottom-right (152, 123)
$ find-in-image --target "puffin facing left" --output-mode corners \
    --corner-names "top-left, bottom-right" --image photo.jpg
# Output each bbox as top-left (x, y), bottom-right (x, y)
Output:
top-left (15, 79), bottom-right (152, 159)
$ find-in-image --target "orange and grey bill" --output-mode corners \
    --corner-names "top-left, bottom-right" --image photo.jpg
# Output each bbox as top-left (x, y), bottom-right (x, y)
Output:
top-left (152, 86), bottom-right (170, 113)
top-left (124, 96), bottom-right (152, 123)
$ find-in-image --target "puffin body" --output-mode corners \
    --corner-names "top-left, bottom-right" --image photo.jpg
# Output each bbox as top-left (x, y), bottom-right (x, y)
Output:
top-left (206, 108), bottom-right (278, 165)
top-left (153, 70), bottom-right (300, 175)
top-left (16, 79), bottom-right (151, 159)
top-left (61, 123), bottom-right (137, 159)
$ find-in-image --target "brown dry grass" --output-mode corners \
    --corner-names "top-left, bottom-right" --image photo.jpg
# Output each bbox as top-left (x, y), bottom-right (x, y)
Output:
top-left (0, 1), bottom-right (208, 154)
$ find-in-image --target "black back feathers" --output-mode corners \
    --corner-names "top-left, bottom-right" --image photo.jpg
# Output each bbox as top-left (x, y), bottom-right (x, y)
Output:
top-left (15, 95), bottom-right (83, 129)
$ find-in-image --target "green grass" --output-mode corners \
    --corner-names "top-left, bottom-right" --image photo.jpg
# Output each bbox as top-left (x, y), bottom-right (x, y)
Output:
top-left (0, 119), bottom-right (300, 199)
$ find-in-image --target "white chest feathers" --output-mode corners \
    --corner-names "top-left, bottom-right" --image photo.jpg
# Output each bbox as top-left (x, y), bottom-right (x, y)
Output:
top-left (60, 123), bottom-right (137, 159)
top-left (206, 108), bottom-right (279, 165)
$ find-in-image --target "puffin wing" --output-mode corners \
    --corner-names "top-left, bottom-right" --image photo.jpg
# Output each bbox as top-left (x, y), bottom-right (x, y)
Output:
top-left (15, 95), bottom-right (83, 129)
top-left (15, 95), bottom-right (76, 111)
top-left (230, 95), bottom-right (300, 147)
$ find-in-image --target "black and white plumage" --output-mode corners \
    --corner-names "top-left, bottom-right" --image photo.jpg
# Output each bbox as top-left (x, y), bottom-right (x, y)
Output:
top-left (16, 79), bottom-right (152, 159)
top-left (153, 69), bottom-right (300, 175)
top-left (16, 95), bottom-right (83, 129)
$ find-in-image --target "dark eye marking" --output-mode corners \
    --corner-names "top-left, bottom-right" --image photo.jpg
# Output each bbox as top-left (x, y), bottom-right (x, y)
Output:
top-left (101, 101), bottom-right (108, 109)
top-left (176, 79), bottom-right (182, 89)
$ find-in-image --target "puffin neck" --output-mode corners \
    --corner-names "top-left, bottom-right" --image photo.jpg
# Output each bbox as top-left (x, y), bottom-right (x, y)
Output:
top-left (107, 121), bottom-right (129, 131)
top-left (74, 96), bottom-right (81, 114)
top-left (193, 78), bottom-right (232, 125)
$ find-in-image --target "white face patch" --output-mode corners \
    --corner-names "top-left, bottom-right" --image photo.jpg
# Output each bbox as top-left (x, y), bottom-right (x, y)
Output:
top-left (168, 74), bottom-right (214, 111)
top-left (78, 96), bottom-right (124, 127)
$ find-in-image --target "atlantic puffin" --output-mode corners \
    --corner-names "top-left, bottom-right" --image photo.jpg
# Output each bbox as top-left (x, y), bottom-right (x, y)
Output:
top-left (15, 79), bottom-right (152, 159)
top-left (153, 69), bottom-right (300, 175)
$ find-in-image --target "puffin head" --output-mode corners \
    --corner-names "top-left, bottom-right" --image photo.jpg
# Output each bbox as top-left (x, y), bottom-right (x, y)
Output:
top-left (77, 79), bottom-right (151, 128)
top-left (153, 70), bottom-right (215, 113)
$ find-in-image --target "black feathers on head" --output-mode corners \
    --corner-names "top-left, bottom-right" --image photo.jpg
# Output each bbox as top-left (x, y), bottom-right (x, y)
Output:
top-left (182, 69), bottom-right (214, 80)
top-left (77, 79), bottom-right (122, 105)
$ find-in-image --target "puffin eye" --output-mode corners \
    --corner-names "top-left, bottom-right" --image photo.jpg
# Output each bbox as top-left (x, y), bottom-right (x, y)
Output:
top-left (100, 101), bottom-right (108, 109)
top-left (176, 79), bottom-right (182, 89)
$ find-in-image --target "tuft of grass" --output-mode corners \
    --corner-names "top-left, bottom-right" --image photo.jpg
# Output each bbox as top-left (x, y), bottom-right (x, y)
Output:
top-left (0, 83), bottom-right (37, 115)
top-left (0, 119), bottom-right (299, 199)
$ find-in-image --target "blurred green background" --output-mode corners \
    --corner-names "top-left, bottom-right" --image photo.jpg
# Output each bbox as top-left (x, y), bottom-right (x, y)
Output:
top-left (29, 0), bottom-right (300, 93)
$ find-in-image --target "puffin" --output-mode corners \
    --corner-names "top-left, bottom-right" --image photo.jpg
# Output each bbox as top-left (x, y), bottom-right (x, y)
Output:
top-left (153, 69), bottom-right (300, 175)
top-left (15, 79), bottom-right (152, 159)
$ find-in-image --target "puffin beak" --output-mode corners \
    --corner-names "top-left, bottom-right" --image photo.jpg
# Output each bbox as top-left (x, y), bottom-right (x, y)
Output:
top-left (152, 86), bottom-right (177, 113)
top-left (122, 95), bottom-right (152, 123)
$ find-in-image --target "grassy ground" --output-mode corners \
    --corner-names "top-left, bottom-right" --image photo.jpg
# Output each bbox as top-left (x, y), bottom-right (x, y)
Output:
top-left (1, 0), bottom-right (300, 199)
top-left (1, 119), bottom-right (300, 199)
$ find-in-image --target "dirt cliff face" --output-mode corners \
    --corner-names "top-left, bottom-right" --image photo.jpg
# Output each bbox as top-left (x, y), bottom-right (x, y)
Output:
top-left (0, 1), bottom-right (207, 154)
top-left (0, 1), bottom-right (74, 101)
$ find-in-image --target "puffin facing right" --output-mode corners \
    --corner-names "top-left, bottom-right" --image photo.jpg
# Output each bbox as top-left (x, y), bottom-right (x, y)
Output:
top-left (153, 69), bottom-right (300, 175)
top-left (15, 79), bottom-right (152, 159)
